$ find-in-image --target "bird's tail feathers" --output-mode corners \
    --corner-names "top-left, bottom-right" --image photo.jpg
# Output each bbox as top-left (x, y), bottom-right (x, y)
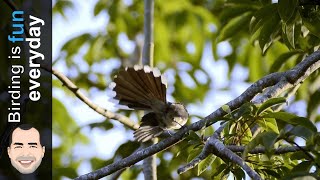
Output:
top-left (112, 65), bottom-right (167, 110)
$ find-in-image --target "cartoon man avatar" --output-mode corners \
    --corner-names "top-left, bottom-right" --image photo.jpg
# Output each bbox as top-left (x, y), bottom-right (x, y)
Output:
top-left (7, 124), bottom-right (45, 174)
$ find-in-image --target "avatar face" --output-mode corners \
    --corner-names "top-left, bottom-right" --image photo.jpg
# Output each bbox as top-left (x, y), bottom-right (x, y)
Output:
top-left (7, 127), bottom-right (45, 174)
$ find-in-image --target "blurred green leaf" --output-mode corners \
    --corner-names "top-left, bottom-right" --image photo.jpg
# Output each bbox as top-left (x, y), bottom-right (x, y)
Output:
top-left (53, 0), bottom-right (74, 17)
top-left (114, 141), bottom-right (140, 158)
top-left (88, 120), bottom-right (114, 130)
top-left (277, 0), bottom-right (298, 23)
top-left (259, 13), bottom-right (280, 54)
top-left (307, 90), bottom-right (320, 120)
top-left (300, 6), bottom-right (320, 38)
top-left (54, 167), bottom-right (78, 178)
top-left (290, 126), bottom-right (314, 140)
top-left (218, 11), bottom-right (252, 41)
top-left (250, 4), bottom-right (277, 34)
top-left (222, 104), bottom-right (231, 114)
top-left (269, 51), bottom-right (301, 72)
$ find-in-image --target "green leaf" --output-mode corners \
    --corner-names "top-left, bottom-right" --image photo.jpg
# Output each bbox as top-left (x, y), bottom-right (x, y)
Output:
top-left (88, 120), bottom-right (114, 130)
top-left (114, 141), bottom-right (140, 158)
top-left (243, 131), bottom-right (278, 158)
top-left (290, 161), bottom-right (313, 173)
top-left (269, 51), bottom-right (301, 72)
top-left (261, 131), bottom-right (279, 151)
top-left (53, 0), bottom-right (74, 17)
top-left (261, 169), bottom-right (281, 178)
top-left (237, 102), bottom-right (256, 117)
top-left (54, 167), bottom-right (78, 178)
top-left (241, 123), bottom-right (253, 144)
top-left (250, 4), bottom-right (277, 34)
top-left (277, 0), bottom-right (298, 23)
top-left (300, 6), bottom-right (320, 38)
top-left (218, 11), bottom-right (253, 41)
top-left (222, 104), bottom-right (231, 114)
top-left (257, 97), bottom-right (286, 115)
top-left (186, 131), bottom-right (202, 145)
top-left (259, 0), bottom-right (271, 5)
top-left (290, 126), bottom-right (313, 140)
top-left (61, 33), bottom-right (92, 64)
top-left (84, 36), bottom-right (107, 64)
top-left (197, 154), bottom-right (216, 175)
top-left (94, 0), bottom-right (107, 16)
top-left (220, 4), bottom-right (257, 24)
top-left (257, 118), bottom-right (280, 134)
top-left (259, 13), bottom-right (280, 54)
top-left (307, 90), bottom-right (320, 120)
top-left (263, 112), bottom-right (317, 132)
top-left (211, 163), bottom-right (228, 178)
top-left (187, 147), bottom-right (202, 163)
top-left (283, 23), bottom-right (295, 48)
top-left (233, 168), bottom-right (245, 180)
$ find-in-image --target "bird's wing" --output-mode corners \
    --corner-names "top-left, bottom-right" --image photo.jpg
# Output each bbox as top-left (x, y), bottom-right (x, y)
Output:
top-left (112, 65), bottom-right (167, 110)
top-left (133, 112), bottom-right (164, 142)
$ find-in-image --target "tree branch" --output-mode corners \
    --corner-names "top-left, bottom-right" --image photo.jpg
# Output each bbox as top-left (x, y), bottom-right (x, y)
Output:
top-left (141, 0), bottom-right (157, 179)
top-left (74, 50), bottom-right (320, 180)
top-left (49, 68), bottom-right (139, 130)
top-left (141, 0), bottom-right (154, 66)
top-left (178, 137), bottom-right (262, 180)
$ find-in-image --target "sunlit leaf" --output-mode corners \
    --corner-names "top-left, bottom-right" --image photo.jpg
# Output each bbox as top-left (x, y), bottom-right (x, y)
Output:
top-left (263, 112), bottom-right (317, 132)
top-left (257, 97), bottom-right (286, 115)
top-left (197, 154), bottom-right (216, 175)
top-left (257, 118), bottom-right (280, 134)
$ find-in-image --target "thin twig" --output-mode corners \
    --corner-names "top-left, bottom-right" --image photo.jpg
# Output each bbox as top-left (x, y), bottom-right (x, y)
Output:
top-left (50, 68), bottom-right (139, 130)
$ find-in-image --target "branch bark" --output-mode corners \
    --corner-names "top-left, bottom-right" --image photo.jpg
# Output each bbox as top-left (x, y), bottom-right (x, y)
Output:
top-left (141, 0), bottom-right (154, 66)
top-left (141, 0), bottom-right (156, 179)
top-left (74, 51), bottom-right (320, 179)
top-left (49, 68), bottom-right (139, 130)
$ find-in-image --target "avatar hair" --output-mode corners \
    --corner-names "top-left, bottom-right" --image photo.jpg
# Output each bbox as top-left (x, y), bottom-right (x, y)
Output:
top-left (8, 124), bottom-right (42, 146)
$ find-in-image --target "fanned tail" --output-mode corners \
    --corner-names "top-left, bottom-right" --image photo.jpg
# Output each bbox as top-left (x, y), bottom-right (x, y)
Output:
top-left (112, 65), bottom-right (167, 110)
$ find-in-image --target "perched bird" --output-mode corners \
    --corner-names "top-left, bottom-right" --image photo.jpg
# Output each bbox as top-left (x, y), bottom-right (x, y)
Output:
top-left (111, 65), bottom-right (189, 142)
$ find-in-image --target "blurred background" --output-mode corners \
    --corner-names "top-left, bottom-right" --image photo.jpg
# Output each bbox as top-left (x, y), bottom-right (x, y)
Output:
top-left (52, 0), bottom-right (320, 179)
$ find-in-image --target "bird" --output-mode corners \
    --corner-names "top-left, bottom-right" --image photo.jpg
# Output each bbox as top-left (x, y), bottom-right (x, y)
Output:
top-left (111, 65), bottom-right (189, 142)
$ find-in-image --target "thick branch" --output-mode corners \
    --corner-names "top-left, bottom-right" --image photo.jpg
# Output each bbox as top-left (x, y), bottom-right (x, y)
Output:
top-left (74, 51), bottom-right (320, 179)
top-left (50, 68), bottom-right (139, 130)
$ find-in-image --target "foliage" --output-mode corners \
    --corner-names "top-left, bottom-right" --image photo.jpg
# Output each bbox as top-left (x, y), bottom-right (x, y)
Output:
top-left (52, 0), bottom-right (320, 179)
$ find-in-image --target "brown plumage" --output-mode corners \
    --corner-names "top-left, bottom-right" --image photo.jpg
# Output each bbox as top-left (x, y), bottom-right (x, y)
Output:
top-left (112, 65), bottom-right (188, 142)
